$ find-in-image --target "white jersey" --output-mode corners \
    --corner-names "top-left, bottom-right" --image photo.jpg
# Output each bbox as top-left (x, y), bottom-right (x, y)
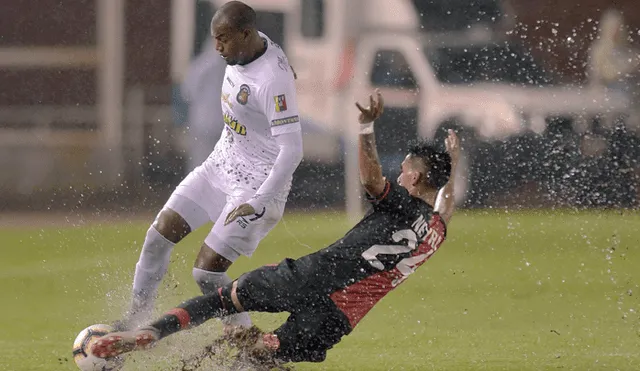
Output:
top-left (202, 32), bottom-right (301, 200)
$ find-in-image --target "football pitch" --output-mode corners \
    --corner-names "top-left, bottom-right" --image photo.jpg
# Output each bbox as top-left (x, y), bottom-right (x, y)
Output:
top-left (1, 210), bottom-right (639, 371)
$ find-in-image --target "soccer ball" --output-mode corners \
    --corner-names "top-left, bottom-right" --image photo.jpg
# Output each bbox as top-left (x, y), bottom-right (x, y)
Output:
top-left (72, 324), bottom-right (123, 371)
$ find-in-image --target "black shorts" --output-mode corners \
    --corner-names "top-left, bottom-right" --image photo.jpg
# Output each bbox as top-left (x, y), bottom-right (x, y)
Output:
top-left (235, 258), bottom-right (352, 363)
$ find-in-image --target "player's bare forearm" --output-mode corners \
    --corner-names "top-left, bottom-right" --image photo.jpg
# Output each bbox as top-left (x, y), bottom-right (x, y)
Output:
top-left (434, 162), bottom-right (456, 224)
top-left (355, 91), bottom-right (385, 197)
top-left (358, 131), bottom-right (385, 196)
top-left (435, 130), bottom-right (460, 224)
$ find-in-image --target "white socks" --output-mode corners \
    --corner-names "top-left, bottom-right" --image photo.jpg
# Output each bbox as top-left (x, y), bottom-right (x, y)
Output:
top-left (130, 226), bottom-right (175, 326)
top-left (128, 226), bottom-right (252, 330)
top-left (192, 268), bottom-right (253, 328)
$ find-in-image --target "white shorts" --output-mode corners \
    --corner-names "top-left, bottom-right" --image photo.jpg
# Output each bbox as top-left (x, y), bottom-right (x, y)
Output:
top-left (164, 167), bottom-right (285, 261)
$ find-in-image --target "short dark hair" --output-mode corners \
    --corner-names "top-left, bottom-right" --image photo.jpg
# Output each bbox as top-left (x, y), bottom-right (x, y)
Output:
top-left (408, 142), bottom-right (452, 189)
top-left (213, 1), bottom-right (256, 31)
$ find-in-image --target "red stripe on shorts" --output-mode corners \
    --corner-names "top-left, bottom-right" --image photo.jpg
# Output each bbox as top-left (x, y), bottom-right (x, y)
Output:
top-left (166, 308), bottom-right (191, 329)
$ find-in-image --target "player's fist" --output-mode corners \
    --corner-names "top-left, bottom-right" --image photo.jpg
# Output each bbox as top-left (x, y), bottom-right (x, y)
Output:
top-left (224, 203), bottom-right (256, 226)
top-left (444, 129), bottom-right (460, 168)
top-left (355, 90), bottom-right (384, 124)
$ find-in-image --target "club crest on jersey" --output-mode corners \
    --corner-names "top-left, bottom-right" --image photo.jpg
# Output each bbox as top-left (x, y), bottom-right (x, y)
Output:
top-left (274, 94), bottom-right (287, 112)
top-left (237, 84), bottom-right (250, 105)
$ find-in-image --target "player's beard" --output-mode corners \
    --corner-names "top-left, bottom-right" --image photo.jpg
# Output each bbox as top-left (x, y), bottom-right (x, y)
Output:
top-left (221, 54), bottom-right (238, 66)
top-left (224, 50), bottom-right (253, 66)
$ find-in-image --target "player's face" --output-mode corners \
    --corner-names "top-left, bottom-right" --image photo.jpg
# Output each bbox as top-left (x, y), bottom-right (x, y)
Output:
top-left (397, 155), bottom-right (422, 194)
top-left (212, 22), bottom-right (250, 66)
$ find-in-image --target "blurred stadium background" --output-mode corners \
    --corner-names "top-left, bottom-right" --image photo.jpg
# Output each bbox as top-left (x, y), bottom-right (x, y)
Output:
top-left (1, 0), bottom-right (639, 217)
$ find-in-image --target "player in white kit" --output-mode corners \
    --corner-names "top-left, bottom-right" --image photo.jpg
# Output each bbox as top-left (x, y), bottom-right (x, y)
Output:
top-left (120, 1), bottom-right (303, 333)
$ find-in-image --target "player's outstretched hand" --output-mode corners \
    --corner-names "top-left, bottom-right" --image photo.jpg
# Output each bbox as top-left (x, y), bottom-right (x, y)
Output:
top-left (355, 90), bottom-right (384, 124)
top-left (444, 129), bottom-right (460, 168)
top-left (224, 203), bottom-right (256, 226)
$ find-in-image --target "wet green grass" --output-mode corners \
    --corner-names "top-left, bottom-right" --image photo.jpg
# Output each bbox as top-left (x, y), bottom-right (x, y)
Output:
top-left (2, 210), bottom-right (639, 370)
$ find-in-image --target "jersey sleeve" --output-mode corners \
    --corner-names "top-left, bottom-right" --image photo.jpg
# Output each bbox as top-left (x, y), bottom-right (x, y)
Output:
top-left (365, 180), bottom-right (415, 213)
top-left (258, 74), bottom-right (301, 136)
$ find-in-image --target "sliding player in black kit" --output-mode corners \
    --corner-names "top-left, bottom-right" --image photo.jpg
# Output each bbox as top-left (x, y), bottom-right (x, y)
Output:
top-left (91, 90), bottom-right (461, 367)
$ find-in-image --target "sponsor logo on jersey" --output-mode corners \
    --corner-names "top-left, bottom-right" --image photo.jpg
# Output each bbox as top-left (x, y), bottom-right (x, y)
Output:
top-left (277, 55), bottom-right (288, 72)
top-left (271, 115), bottom-right (299, 127)
top-left (223, 112), bottom-right (247, 135)
top-left (274, 94), bottom-right (287, 112)
top-left (221, 93), bottom-right (233, 108)
top-left (236, 84), bottom-right (251, 105)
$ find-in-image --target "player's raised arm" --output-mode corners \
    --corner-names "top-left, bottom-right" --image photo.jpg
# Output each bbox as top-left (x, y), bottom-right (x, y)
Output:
top-left (355, 91), bottom-right (386, 197)
top-left (434, 130), bottom-right (460, 224)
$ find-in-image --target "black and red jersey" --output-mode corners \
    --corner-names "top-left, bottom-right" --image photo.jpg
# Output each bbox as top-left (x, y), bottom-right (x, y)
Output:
top-left (295, 180), bottom-right (447, 328)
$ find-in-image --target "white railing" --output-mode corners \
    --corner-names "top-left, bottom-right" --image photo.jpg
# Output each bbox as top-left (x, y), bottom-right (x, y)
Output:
top-left (0, 87), bottom-right (173, 188)
top-left (0, 99), bottom-right (172, 147)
